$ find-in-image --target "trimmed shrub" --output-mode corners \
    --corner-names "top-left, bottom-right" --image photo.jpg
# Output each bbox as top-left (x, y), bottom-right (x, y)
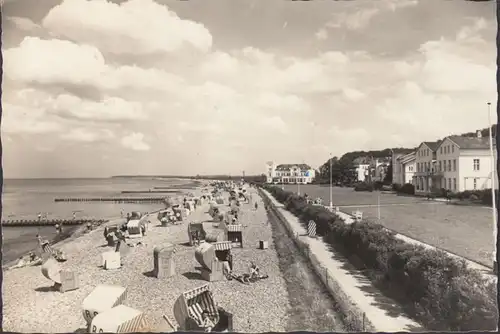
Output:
top-left (354, 182), bottom-right (374, 192)
top-left (373, 181), bottom-right (384, 191)
top-left (261, 184), bottom-right (498, 331)
top-left (397, 183), bottom-right (415, 195)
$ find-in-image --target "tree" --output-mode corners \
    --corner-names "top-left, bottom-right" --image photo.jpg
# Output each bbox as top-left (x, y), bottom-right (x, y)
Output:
top-left (383, 163), bottom-right (393, 184)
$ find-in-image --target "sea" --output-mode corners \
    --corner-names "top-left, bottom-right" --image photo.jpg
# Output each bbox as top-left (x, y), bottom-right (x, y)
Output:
top-left (1, 177), bottom-right (197, 264)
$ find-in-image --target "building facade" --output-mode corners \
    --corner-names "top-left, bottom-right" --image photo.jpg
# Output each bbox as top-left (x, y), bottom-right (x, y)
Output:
top-left (435, 133), bottom-right (498, 192)
top-left (413, 141), bottom-right (440, 194)
top-left (393, 151), bottom-right (416, 185)
top-left (265, 162), bottom-right (316, 184)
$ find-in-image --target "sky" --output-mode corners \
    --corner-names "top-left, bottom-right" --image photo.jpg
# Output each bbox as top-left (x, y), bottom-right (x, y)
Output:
top-left (1, 0), bottom-right (497, 178)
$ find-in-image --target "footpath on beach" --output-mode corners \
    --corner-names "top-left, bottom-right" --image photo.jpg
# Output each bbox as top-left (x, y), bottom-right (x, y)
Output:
top-left (2, 186), bottom-right (297, 333)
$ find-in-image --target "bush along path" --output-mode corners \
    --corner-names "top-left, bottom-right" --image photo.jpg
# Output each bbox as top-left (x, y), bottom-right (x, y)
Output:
top-left (261, 184), bottom-right (498, 331)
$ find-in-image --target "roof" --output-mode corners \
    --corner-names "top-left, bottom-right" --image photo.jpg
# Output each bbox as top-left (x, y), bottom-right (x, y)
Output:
top-left (399, 151), bottom-right (416, 164)
top-left (441, 135), bottom-right (494, 150)
top-left (422, 141), bottom-right (441, 151)
top-left (275, 163), bottom-right (312, 171)
top-left (352, 156), bottom-right (371, 165)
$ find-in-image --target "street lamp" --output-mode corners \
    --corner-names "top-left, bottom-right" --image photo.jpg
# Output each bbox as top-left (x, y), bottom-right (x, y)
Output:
top-left (329, 153), bottom-right (333, 209)
top-left (487, 102), bottom-right (497, 272)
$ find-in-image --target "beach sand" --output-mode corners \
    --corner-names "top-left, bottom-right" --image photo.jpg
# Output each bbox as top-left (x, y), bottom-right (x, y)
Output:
top-left (3, 186), bottom-right (291, 333)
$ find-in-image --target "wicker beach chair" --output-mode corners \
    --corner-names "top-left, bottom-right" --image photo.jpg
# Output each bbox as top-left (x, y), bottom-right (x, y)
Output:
top-left (173, 284), bottom-right (220, 331)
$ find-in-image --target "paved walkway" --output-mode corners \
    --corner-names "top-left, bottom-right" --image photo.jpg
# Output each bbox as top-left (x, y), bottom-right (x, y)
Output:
top-left (261, 189), bottom-right (424, 332)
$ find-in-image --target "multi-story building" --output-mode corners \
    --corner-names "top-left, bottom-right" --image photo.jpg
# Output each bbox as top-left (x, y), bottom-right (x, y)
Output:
top-left (352, 157), bottom-right (370, 182)
top-left (434, 132), bottom-right (497, 192)
top-left (353, 157), bottom-right (390, 182)
top-left (413, 141), bottom-right (440, 193)
top-left (392, 151), bottom-right (416, 186)
top-left (265, 162), bottom-right (316, 184)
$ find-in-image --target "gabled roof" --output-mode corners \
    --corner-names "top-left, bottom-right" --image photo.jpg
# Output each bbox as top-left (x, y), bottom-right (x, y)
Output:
top-left (439, 135), bottom-right (494, 150)
top-left (399, 151), bottom-right (416, 164)
top-left (275, 163), bottom-right (311, 171)
top-left (423, 141), bottom-right (441, 151)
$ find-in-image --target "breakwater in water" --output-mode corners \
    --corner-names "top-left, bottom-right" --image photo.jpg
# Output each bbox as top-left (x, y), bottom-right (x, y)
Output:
top-left (54, 197), bottom-right (165, 203)
top-left (121, 190), bottom-right (179, 194)
top-left (1, 218), bottom-right (108, 227)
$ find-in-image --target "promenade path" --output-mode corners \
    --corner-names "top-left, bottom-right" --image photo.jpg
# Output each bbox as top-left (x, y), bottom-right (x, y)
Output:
top-left (261, 188), bottom-right (425, 332)
top-left (3, 187), bottom-right (311, 333)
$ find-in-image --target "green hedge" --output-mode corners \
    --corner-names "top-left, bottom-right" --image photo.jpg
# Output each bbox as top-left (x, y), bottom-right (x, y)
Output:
top-left (262, 185), bottom-right (497, 331)
top-left (354, 182), bottom-right (374, 192)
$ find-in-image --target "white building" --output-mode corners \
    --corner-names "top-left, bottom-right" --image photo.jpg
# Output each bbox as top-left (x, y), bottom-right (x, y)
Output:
top-left (435, 132), bottom-right (498, 192)
top-left (392, 151), bottom-right (416, 186)
top-left (265, 162), bottom-right (316, 184)
top-left (413, 141), bottom-right (440, 193)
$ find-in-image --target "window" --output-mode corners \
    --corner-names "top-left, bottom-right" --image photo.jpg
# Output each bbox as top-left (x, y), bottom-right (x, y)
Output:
top-left (438, 161), bottom-right (442, 172)
top-left (453, 159), bottom-right (456, 171)
top-left (409, 166), bottom-right (413, 171)
top-left (473, 159), bottom-right (480, 171)
top-left (448, 160), bottom-right (451, 172)
top-left (453, 178), bottom-right (456, 191)
top-left (442, 178), bottom-right (446, 189)
top-left (473, 178), bottom-right (477, 190)
top-left (440, 147), bottom-right (443, 154)
top-left (443, 160), bottom-right (446, 172)
top-left (451, 145), bottom-right (454, 153)
top-left (448, 178), bottom-right (451, 189)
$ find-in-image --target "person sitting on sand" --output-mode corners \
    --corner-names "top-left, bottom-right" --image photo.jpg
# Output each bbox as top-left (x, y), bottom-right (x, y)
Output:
top-left (254, 202), bottom-right (258, 210)
top-left (201, 310), bottom-right (215, 332)
top-left (249, 262), bottom-right (260, 279)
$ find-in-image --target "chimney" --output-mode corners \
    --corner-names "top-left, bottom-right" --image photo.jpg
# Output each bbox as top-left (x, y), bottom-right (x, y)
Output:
top-left (477, 130), bottom-right (482, 138)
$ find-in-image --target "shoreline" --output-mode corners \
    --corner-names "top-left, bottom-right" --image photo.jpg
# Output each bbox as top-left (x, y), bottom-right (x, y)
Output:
top-left (2, 179), bottom-right (206, 269)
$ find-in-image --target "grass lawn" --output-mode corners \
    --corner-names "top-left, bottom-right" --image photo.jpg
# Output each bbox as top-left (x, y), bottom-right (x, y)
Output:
top-left (283, 185), bottom-right (494, 267)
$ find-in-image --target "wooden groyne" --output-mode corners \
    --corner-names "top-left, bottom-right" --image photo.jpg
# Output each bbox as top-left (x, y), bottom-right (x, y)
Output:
top-left (54, 197), bottom-right (165, 203)
top-left (121, 190), bottom-right (179, 194)
top-left (1, 218), bottom-right (108, 227)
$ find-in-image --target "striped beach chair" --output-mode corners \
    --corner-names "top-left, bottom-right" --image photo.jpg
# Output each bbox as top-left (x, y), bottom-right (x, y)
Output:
top-left (173, 284), bottom-right (219, 331)
top-left (226, 224), bottom-right (243, 248)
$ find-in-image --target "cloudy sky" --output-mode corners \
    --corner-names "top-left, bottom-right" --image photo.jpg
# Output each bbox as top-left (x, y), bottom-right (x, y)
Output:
top-left (2, 0), bottom-right (497, 178)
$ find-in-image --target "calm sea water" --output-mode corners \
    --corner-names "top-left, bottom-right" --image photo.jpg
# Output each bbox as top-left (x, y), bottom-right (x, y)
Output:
top-left (1, 177), bottom-right (196, 264)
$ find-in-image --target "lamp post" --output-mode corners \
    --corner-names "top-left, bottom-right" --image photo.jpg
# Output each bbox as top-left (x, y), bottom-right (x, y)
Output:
top-left (329, 153), bottom-right (333, 209)
top-left (487, 102), bottom-right (497, 272)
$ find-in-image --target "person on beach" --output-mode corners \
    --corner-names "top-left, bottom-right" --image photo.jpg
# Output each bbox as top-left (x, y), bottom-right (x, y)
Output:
top-left (121, 209), bottom-right (124, 218)
top-left (249, 262), bottom-right (260, 280)
top-left (201, 310), bottom-right (215, 332)
top-left (254, 202), bottom-right (258, 210)
top-left (73, 212), bottom-right (76, 220)
top-left (38, 212), bottom-right (42, 221)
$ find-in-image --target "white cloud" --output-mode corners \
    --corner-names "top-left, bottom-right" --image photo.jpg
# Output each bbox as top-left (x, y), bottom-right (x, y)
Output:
top-left (42, 0), bottom-right (213, 55)
top-left (121, 132), bottom-right (150, 151)
top-left (2, 103), bottom-right (63, 134)
top-left (261, 116), bottom-right (288, 134)
top-left (7, 16), bottom-right (41, 31)
top-left (256, 93), bottom-right (310, 113)
top-left (4, 37), bottom-right (106, 85)
top-left (49, 94), bottom-right (147, 121)
top-left (315, 28), bottom-right (328, 41)
top-left (60, 128), bottom-right (115, 142)
top-left (4, 37), bottom-right (185, 94)
top-left (342, 88), bottom-right (366, 101)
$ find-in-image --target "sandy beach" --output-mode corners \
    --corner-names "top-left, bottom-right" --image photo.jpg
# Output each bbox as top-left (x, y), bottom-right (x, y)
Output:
top-left (2, 185), bottom-right (292, 333)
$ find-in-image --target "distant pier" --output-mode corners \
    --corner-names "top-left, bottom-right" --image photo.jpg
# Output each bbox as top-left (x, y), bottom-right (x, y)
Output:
top-left (1, 218), bottom-right (108, 227)
top-left (121, 190), bottom-right (179, 194)
top-left (54, 197), bottom-right (165, 203)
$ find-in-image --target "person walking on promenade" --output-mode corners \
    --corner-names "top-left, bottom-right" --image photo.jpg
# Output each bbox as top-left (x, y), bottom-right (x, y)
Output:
top-left (37, 212), bottom-right (42, 221)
